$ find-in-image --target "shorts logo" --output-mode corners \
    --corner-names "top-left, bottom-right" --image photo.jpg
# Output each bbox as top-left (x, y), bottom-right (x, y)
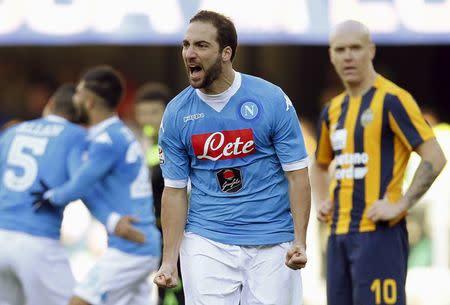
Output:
top-left (216, 168), bottom-right (243, 193)
top-left (240, 102), bottom-right (259, 120)
top-left (192, 129), bottom-right (255, 161)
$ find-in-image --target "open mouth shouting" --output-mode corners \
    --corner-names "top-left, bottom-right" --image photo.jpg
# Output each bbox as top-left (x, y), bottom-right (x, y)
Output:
top-left (188, 64), bottom-right (203, 82)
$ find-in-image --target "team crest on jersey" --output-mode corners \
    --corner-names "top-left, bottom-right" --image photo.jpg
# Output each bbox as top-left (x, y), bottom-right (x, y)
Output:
top-left (192, 129), bottom-right (256, 161)
top-left (216, 168), bottom-right (243, 193)
top-left (360, 108), bottom-right (374, 127)
top-left (239, 101), bottom-right (259, 120)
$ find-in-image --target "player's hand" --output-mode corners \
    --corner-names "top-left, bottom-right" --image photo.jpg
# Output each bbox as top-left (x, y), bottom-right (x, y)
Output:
top-left (367, 197), bottom-right (406, 222)
top-left (154, 263), bottom-right (178, 288)
top-left (317, 199), bottom-right (333, 223)
top-left (30, 180), bottom-right (54, 212)
top-left (114, 216), bottom-right (146, 244)
top-left (285, 243), bottom-right (307, 270)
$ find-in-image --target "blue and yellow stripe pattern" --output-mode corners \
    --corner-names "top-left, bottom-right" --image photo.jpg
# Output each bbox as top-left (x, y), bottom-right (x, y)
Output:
top-left (315, 75), bottom-right (435, 234)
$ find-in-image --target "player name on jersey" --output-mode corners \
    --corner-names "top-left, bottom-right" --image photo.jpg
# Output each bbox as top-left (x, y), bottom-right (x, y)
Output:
top-left (192, 129), bottom-right (255, 161)
top-left (17, 122), bottom-right (64, 137)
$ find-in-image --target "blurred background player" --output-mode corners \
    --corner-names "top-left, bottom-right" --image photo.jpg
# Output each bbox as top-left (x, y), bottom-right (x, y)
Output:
top-left (311, 20), bottom-right (446, 305)
top-left (0, 84), bottom-right (86, 305)
top-left (32, 66), bottom-right (162, 305)
top-left (133, 82), bottom-right (184, 305)
top-left (133, 82), bottom-right (172, 228)
top-left (0, 83), bottom-right (146, 305)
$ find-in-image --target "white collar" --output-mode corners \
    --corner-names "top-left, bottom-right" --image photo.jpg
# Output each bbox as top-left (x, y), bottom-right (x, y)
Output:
top-left (195, 71), bottom-right (241, 106)
top-left (88, 116), bottom-right (119, 138)
top-left (44, 115), bottom-right (67, 123)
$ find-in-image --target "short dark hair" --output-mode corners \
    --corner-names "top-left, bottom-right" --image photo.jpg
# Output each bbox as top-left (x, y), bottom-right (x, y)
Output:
top-left (51, 83), bottom-right (77, 121)
top-left (135, 82), bottom-right (172, 106)
top-left (81, 65), bottom-right (125, 109)
top-left (190, 10), bottom-right (238, 61)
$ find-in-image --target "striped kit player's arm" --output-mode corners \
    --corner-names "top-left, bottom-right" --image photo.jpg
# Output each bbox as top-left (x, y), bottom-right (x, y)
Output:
top-left (367, 92), bottom-right (446, 221)
top-left (311, 104), bottom-right (334, 223)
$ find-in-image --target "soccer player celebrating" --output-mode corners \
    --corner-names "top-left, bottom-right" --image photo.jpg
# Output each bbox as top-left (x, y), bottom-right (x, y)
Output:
top-left (154, 10), bottom-right (311, 305)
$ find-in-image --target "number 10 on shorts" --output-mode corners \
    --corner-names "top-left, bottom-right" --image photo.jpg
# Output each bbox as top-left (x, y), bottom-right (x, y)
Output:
top-left (370, 278), bottom-right (397, 304)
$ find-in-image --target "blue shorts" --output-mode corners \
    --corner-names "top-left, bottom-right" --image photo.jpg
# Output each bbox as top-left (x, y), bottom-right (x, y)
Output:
top-left (326, 221), bottom-right (408, 305)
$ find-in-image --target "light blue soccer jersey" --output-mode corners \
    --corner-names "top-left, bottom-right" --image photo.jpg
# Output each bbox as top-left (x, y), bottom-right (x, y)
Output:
top-left (0, 115), bottom-right (86, 239)
top-left (52, 117), bottom-right (161, 256)
top-left (159, 72), bottom-right (308, 246)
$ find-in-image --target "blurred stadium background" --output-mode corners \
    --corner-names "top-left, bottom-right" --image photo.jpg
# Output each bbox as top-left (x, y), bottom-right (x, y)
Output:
top-left (1, 1), bottom-right (449, 305)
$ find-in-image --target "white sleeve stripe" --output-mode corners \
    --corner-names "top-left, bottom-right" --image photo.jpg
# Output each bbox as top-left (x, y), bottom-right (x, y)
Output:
top-left (164, 178), bottom-right (188, 188)
top-left (282, 157), bottom-right (310, 171)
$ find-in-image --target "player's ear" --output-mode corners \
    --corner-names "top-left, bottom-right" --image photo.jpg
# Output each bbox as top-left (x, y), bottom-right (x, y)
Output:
top-left (328, 47), bottom-right (335, 64)
top-left (222, 46), bottom-right (232, 62)
top-left (86, 96), bottom-right (96, 110)
top-left (369, 43), bottom-right (376, 60)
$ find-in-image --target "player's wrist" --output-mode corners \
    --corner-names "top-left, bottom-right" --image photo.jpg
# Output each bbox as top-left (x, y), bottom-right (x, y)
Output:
top-left (398, 197), bottom-right (411, 213)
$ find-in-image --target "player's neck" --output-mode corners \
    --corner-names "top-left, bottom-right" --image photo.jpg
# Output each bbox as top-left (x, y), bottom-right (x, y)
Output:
top-left (89, 109), bottom-right (117, 126)
top-left (48, 111), bottom-right (69, 121)
top-left (345, 70), bottom-right (377, 97)
top-left (200, 66), bottom-right (235, 95)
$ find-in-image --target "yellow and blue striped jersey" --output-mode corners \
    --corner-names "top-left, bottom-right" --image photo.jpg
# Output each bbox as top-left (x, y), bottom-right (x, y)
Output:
top-left (315, 74), bottom-right (435, 234)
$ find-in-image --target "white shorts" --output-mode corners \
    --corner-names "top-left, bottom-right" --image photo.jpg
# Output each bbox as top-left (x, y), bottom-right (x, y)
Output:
top-left (74, 248), bottom-right (160, 305)
top-left (0, 229), bottom-right (75, 305)
top-left (180, 232), bottom-right (303, 305)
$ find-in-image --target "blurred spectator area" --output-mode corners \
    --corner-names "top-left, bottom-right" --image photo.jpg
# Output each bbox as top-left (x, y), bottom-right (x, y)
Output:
top-left (1, 45), bottom-right (449, 126)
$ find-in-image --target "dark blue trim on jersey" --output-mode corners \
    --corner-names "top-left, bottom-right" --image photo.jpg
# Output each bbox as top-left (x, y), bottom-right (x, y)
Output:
top-left (378, 95), bottom-right (395, 231)
top-left (385, 94), bottom-right (423, 148)
top-left (331, 95), bottom-right (349, 234)
top-left (349, 88), bottom-right (375, 232)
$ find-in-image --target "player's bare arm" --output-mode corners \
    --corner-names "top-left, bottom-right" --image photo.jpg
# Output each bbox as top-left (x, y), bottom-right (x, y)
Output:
top-left (368, 138), bottom-right (446, 221)
top-left (285, 168), bottom-right (311, 270)
top-left (310, 161), bottom-right (333, 222)
top-left (403, 138), bottom-right (446, 206)
top-left (154, 186), bottom-right (188, 288)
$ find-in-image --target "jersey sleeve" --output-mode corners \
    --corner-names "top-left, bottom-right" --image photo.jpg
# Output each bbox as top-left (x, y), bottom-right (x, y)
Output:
top-left (158, 106), bottom-right (189, 187)
top-left (65, 132), bottom-right (116, 226)
top-left (52, 131), bottom-right (119, 206)
top-left (385, 92), bottom-right (435, 150)
top-left (315, 104), bottom-right (333, 166)
top-left (81, 187), bottom-right (114, 226)
top-left (272, 91), bottom-right (309, 171)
